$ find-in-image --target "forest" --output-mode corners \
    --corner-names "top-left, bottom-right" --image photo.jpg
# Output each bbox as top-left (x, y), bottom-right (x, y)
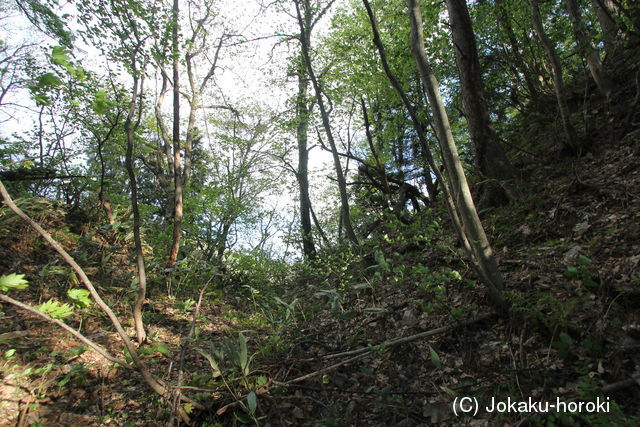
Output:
top-left (0, 0), bottom-right (639, 424)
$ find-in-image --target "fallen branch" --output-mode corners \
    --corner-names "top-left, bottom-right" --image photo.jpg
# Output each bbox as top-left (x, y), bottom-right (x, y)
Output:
top-left (0, 180), bottom-right (191, 424)
top-left (215, 314), bottom-right (495, 416)
top-left (307, 313), bottom-right (495, 361)
top-left (0, 294), bottom-right (130, 369)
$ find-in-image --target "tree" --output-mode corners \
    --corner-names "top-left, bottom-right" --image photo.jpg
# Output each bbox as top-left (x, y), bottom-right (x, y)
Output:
top-left (565, 0), bottom-right (613, 100)
top-left (75, 0), bottom-right (164, 344)
top-left (294, 56), bottom-right (317, 259)
top-left (406, 0), bottom-right (505, 307)
top-left (444, 0), bottom-right (516, 208)
top-left (293, 0), bottom-right (360, 248)
top-left (168, 0), bottom-right (182, 268)
top-left (529, 0), bottom-right (579, 154)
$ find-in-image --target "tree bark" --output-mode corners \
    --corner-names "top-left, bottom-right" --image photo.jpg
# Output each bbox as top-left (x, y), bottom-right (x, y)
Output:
top-left (124, 72), bottom-right (147, 344)
top-left (168, 0), bottom-right (182, 268)
top-left (296, 57), bottom-right (316, 260)
top-left (363, 0), bottom-right (500, 305)
top-left (154, 72), bottom-right (175, 222)
top-left (530, 0), bottom-right (580, 155)
top-left (407, 0), bottom-right (505, 307)
top-left (590, 0), bottom-right (618, 55)
top-left (565, 0), bottom-right (613, 100)
top-left (294, 0), bottom-right (359, 248)
top-left (445, 0), bottom-right (515, 208)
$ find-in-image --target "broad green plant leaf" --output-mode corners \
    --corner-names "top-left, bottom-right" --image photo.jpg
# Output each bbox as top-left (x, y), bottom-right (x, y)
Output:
top-left (430, 346), bottom-right (441, 369)
top-left (154, 343), bottom-right (170, 356)
top-left (37, 72), bottom-right (63, 88)
top-left (0, 274), bottom-right (29, 292)
top-left (247, 391), bottom-right (257, 414)
top-left (238, 332), bottom-right (248, 375)
top-left (36, 300), bottom-right (74, 320)
top-left (67, 288), bottom-right (92, 307)
top-left (197, 349), bottom-right (222, 378)
top-left (51, 46), bottom-right (72, 68)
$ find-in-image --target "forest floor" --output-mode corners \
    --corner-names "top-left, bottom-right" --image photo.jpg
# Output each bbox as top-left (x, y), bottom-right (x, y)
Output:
top-left (1, 120), bottom-right (640, 425)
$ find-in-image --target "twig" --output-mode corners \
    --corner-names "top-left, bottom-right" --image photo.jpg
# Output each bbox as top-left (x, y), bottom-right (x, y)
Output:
top-left (279, 352), bottom-right (371, 385)
top-left (0, 294), bottom-right (130, 368)
top-left (214, 314), bottom-right (494, 417)
top-left (0, 179), bottom-right (191, 424)
top-left (304, 313), bottom-right (495, 362)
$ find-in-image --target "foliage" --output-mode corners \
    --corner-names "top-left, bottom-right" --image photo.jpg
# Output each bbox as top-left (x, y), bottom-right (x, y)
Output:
top-left (0, 273), bottom-right (28, 292)
top-left (35, 299), bottom-right (74, 320)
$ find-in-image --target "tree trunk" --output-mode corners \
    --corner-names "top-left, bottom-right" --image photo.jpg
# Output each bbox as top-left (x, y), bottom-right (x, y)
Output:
top-left (296, 58), bottom-right (316, 260)
top-left (590, 0), bottom-right (618, 55)
top-left (565, 0), bottom-right (613, 99)
top-left (124, 73), bottom-right (147, 344)
top-left (407, 0), bottom-right (505, 307)
top-left (294, 0), bottom-right (359, 248)
top-left (530, 0), bottom-right (580, 155)
top-left (495, 0), bottom-right (541, 101)
top-left (362, 0), bottom-right (499, 305)
top-left (445, 0), bottom-right (515, 208)
top-left (168, 0), bottom-right (182, 268)
top-left (155, 72), bottom-right (175, 222)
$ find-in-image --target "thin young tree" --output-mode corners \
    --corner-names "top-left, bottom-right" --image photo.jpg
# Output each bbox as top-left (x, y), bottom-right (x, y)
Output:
top-left (294, 56), bottom-right (317, 259)
top-left (565, 0), bottom-right (613, 100)
top-left (293, 0), bottom-right (359, 247)
top-left (529, 0), bottom-right (580, 154)
top-left (406, 0), bottom-right (505, 306)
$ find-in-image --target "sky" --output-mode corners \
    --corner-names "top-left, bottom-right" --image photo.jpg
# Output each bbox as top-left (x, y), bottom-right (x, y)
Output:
top-left (0, 0), bottom-right (347, 258)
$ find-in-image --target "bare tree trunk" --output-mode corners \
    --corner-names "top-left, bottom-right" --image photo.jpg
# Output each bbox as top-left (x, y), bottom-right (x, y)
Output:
top-left (361, 98), bottom-right (391, 205)
top-left (407, 0), bottom-right (505, 307)
top-left (296, 58), bottom-right (316, 260)
top-left (530, 0), bottom-right (580, 155)
top-left (168, 0), bottom-right (182, 268)
top-left (445, 0), bottom-right (515, 208)
top-left (294, 0), bottom-right (359, 248)
top-left (565, 0), bottom-right (613, 99)
top-left (124, 72), bottom-right (147, 344)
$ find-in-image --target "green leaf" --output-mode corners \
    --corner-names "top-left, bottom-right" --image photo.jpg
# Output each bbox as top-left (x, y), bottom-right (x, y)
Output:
top-left (51, 46), bottom-right (71, 68)
top-left (197, 349), bottom-right (222, 378)
top-left (37, 72), bottom-right (63, 88)
top-left (449, 270), bottom-right (462, 280)
top-left (67, 288), bottom-right (92, 308)
top-left (92, 90), bottom-right (115, 114)
top-left (154, 343), bottom-right (170, 356)
top-left (36, 300), bottom-right (74, 320)
top-left (577, 255), bottom-right (592, 266)
top-left (183, 402), bottom-right (193, 414)
top-left (238, 332), bottom-right (248, 375)
top-left (430, 346), bottom-right (441, 369)
top-left (374, 249), bottom-right (389, 270)
top-left (0, 274), bottom-right (29, 292)
top-left (247, 391), bottom-right (257, 414)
